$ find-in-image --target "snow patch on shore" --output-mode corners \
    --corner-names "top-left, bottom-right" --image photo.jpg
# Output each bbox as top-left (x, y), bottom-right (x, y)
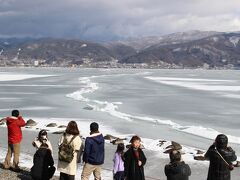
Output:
top-left (23, 117), bottom-right (118, 138)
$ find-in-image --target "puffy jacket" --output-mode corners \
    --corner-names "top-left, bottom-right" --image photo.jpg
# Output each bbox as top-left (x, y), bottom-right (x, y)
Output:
top-left (205, 145), bottom-right (237, 180)
top-left (6, 116), bottom-right (26, 144)
top-left (165, 161), bottom-right (191, 180)
top-left (83, 133), bottom-right (105, 165)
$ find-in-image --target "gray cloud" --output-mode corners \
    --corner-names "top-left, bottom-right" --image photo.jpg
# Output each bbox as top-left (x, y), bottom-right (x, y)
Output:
top-left (0, 0), bottom-right (240, 41)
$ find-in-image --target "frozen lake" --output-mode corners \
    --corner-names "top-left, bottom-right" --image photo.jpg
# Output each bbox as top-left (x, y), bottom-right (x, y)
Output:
top-left (0, 68), bottom-right (240, 146)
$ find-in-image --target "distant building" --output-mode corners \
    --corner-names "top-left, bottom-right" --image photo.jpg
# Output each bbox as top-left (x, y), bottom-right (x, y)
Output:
top-left (34, 60), bottom-right (39, 66)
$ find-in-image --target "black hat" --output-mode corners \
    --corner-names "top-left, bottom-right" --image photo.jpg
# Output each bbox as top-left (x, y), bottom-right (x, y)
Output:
top-left (90, 122), bottom-right (99, 132)
top-left (215, 134), bottom-right (228, 149)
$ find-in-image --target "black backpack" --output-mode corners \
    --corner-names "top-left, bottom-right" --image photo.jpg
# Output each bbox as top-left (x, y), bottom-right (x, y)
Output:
top-left (58, 134), bottom-right (76, 163)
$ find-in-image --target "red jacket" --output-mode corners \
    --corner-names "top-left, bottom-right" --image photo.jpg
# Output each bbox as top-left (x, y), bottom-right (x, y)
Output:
top-left (6, 116), bottom-right (26, 144)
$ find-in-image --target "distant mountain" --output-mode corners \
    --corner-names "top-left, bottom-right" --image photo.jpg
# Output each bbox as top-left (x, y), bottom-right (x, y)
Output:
top-left (103, 43), bottom-right (136, 60)
top-left (115, 30), bottom-right (221, 50)
top-left (120, 32), bottom-right (240, 68)
top-left (1, 38), bottom-right (116, 65)
top-left (1, 31), bottom-right (240, 68)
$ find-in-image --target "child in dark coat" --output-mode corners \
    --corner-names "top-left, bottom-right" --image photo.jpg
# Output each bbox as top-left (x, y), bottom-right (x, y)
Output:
top-left (31, 143), bottom-right (56, 180)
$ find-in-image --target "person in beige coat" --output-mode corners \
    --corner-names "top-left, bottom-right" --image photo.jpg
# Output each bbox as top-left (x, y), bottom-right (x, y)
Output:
top-left (58, 121), bottom-right (82, 180)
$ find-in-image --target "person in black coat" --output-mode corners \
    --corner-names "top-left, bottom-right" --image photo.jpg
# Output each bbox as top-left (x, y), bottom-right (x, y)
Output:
top-left (124, 135), bottom-right (147, 180)
top-left (31, 143), bottom-right (56, 180)
top-left (205, 134), bottom-right (237, 180)
top-left (165, 150), bottom-right (191, 180)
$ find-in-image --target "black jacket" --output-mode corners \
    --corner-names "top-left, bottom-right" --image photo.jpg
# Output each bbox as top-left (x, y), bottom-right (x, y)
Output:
top-left (124, 147), bottom-right (147, 180)
top-left (205, 145), bottom-right (237, 180)
top-left (165, 161), bottom-right (191, 180)
top-left (83, 133), bottom-right (105, 165)
top-left (31, 147), bottom-right (55, 180)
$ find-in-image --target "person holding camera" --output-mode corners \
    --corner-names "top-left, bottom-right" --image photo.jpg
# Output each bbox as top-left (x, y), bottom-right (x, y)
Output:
top-left (31, 143), bottom-right (56, 180)
top-left (205, 134), bottom-right (237, 180)
top-left (32, 130), bottom-right (53, 153)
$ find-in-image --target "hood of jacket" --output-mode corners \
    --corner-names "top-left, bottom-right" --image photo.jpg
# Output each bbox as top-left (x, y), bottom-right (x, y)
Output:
top-left (6, 116), bottom-right (18, 123)
top-left (89, 133), bottom-right (104, 144)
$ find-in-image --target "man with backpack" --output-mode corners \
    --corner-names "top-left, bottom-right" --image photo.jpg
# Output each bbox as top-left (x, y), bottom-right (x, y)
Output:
top-left (2, 110), bottom-right (26, 171)
top-left (81, 122), bottom-right (105, 180)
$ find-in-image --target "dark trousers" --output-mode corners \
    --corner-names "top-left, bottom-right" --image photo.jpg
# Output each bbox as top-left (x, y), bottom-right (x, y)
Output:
top-left (60, 172), bottom-right (75, 180)
top-left (114, 171), bottom-right (125, 180)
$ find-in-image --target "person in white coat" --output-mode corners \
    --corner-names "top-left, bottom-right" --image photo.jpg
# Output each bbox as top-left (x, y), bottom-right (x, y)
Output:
top-left (58, 121), bottom-right (82, 180)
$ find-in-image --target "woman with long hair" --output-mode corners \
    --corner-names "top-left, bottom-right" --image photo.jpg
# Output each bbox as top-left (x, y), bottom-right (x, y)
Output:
top-left (57, 121), bottom-right (82, 180)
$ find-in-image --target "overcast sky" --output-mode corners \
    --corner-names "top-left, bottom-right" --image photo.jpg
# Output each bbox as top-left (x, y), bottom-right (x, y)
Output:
top-left (0, 0), bottom-right (240, 41)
